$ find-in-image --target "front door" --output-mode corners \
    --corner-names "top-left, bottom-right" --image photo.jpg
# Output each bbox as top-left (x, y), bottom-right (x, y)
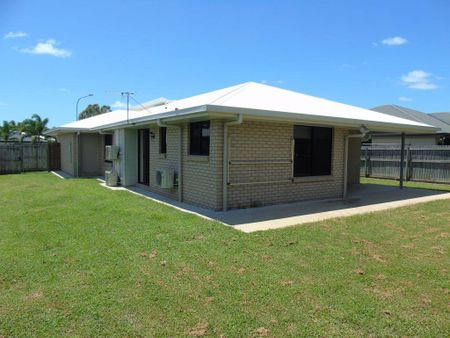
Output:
top-left (138, 129), bottom-right (150, 185)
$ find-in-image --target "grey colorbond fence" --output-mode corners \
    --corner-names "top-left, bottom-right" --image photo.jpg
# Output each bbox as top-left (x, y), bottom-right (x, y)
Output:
top-left (0, 143), bottom-right (60, 174)
top-left (361, 145), bottom-right (450, 183)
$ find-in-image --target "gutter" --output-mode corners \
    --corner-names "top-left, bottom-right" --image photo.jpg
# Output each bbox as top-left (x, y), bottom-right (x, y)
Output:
top-left (343, 127), bottom-right (369, 198)
top-left (223, 114), bottom-right (243, 211)
top-left (157, 119), bottom-right (183, 202)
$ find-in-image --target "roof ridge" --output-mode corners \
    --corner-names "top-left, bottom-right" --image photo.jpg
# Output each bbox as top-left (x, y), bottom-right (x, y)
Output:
top-left (208, 82), bottom-right (253, 105)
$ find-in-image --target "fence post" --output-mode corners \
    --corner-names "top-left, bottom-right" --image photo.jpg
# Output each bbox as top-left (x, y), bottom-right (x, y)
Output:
top-left (364, 147), bottom-right (370, 177)
top-left (20, 144), bottom-right (24, 173)
top-left (399, 133), bottom-right (405, 189)
top-left (406, 146), bottom-right (412, 181)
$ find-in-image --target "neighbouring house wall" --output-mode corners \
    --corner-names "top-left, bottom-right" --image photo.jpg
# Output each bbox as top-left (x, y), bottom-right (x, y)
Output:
top-left (226, 121), bottom-right (348, 209)
top-left (347, 137), bottom-right (361, 184)
top-left (58, 133), bottom-right (77, 176)
top-left (371, 134), bottom-right (437, 145)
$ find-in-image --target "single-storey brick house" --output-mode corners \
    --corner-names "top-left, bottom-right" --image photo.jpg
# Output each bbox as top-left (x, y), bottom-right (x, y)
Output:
top-left (47, 82), bottom-right (434, 210)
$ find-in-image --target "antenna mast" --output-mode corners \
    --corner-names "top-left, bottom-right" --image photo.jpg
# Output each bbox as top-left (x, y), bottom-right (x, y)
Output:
top-left (121, 91), bottom-right (134, 124)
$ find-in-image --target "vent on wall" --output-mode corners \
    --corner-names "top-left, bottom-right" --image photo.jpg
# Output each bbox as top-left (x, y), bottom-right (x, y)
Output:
top-left (156, 169), bottom-right (175, 189)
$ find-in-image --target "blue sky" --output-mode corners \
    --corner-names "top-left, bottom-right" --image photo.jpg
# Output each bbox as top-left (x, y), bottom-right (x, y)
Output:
top-left (1, 0), bottom-right (449, 127)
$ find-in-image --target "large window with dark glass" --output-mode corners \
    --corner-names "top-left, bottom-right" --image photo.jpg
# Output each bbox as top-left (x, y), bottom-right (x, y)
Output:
top-left (159, 127), bottom-right (167, 154)
top-left (293, 125), bottom-right (332, 177)
top-left (189, 121), bottom-right (210, 156)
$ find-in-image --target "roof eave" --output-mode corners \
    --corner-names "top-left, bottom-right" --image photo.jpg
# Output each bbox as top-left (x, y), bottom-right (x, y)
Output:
top-left (206, 105), bottom-right (438, 134)
top-left (44, 127), bottom-right (88, 136)
top-left (89, 105), bottom-right (209, 131)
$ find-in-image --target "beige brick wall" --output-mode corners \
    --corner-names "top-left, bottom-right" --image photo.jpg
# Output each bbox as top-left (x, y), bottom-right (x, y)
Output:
top-left (145, 120), bottom-right (224, 210)
top-left (79, 133), bottom-right (107, 177)
top-left (182, 120), bottom-right (223, 210)
top-left (226, 121), bottom-right (348, 209)
top-left (58, 133), bottom-right (76, 176)
top-left (148, 126), bottom-right (179, 200)
top-left (118, 119), bottom-right (349, 211)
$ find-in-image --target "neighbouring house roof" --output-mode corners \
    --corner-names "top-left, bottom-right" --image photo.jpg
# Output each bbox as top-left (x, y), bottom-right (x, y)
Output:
top-left (131, 97), bottom-right (172, 111)
top-left (430, 112), bottom-right (450, 125)
top-left (46, 82), bottom-right (436, 136)
top-left (371, 105), bottom-right (450, 134)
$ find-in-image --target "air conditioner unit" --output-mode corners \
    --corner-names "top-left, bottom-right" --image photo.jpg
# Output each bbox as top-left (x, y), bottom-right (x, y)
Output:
top-left (105, 170), bottom-right (118, 186)
top-left (156, 169), bottom-right (175, 189)
top-left (105, 145), bottom-right (119, 161)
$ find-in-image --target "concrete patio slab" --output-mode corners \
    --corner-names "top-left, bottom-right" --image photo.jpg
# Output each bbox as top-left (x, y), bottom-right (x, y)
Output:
top-left (96, 179), bottom-right (450, 233)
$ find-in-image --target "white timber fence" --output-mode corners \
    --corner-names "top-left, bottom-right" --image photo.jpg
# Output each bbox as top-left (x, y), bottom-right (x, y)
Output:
top-left (361, 144), bottom-right (450, 184)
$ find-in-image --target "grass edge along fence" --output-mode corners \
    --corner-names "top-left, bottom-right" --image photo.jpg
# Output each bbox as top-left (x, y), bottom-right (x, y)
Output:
top-left (361, 144), bottom-right (450, 184)
top-left (0, 142), bottom-right (60, 174)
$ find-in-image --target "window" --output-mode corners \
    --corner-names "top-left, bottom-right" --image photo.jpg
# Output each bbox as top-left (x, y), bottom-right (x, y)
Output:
top-left (189, 121), bottom-right (210, 156)
top-left (159, 127), bottom-right (167, 154)
top-left (293, 125), bottom-right (332, 177)
top-left (104, 134), bottom-right (113, 162)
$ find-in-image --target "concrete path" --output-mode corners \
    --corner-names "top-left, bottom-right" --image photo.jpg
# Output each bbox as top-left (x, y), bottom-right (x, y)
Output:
top-left (95, 178), bottom-right (450, 233)
top-left (230, 191), bottom-right (450, 232)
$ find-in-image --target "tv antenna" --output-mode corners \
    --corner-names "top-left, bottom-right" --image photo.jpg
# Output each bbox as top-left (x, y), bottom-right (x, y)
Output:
top-left (121, 91), bottom-right (134, 124)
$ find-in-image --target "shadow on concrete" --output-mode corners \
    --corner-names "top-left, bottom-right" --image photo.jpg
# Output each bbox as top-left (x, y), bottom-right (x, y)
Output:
top-left (119, 183), bottom-right (449, 230)
top-left (207, 184), bottom-right (447, 226)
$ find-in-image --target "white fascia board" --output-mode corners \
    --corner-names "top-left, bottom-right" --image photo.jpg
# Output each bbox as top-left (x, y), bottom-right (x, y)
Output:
top-left (45, 127), bottom-right (89, 136)
top-left (89, 105), bottom-right (208, 131)
top-left (206, 105), bottom-right (438, 134)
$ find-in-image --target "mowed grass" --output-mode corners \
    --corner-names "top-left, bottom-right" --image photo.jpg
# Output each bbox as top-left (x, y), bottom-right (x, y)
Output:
top-left (0, 173), bottom-right (449, 337)
top-left (361, 176), bottom-right (450, 192)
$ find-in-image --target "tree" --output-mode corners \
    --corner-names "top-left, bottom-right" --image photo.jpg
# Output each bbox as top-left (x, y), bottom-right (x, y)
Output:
top-left (0, 120), bottom-right (12, 141)
top-left (79, 104), bottom-right (111, 120)
top-left (19, 114), bottom-right (49, 142)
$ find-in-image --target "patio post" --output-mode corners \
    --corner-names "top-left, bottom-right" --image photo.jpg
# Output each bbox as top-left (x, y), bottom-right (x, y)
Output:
top-left (399, 132), bottom-right (405, 189)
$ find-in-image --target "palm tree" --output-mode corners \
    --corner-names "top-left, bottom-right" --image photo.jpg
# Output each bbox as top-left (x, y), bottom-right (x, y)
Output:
top-left (31, 114), bottom-right (49, 137)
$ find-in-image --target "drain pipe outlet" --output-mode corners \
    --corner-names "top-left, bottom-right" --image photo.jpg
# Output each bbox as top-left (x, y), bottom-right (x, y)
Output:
top-left (223, 114), bottom-right (243, 211)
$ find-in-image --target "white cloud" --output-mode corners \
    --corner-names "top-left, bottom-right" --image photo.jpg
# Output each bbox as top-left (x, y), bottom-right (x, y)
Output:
top-left (260, 80), bottom-right (284, 84)
top-left (20, 39), bottom-right (71, 58)
top-left (58, 88), bottom-right (68, 92)
top-left (401, 70), bottom-right (438, 90)
top-left (382, 36), bottom-right (408, 46)
top-left (398, 96), bottom-right (412, 102)
top-left (111, 101), bottom-right (126, 108)
top-left (4, 31), bottom-right (28, 39)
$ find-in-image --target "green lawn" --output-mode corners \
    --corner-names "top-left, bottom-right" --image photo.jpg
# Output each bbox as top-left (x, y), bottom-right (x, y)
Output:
top-left (0, 173), bottom-right (449, 337)
top-left (361, 176), bottom-right (450, 191)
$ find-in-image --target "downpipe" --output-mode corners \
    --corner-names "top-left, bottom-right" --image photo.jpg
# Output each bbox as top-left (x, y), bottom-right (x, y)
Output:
top-left (223, 114), bottom-right (243, 211)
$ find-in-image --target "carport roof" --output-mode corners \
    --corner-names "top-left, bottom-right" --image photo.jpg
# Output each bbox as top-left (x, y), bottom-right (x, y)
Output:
top-left (46, 82), bottom-right (436, 135)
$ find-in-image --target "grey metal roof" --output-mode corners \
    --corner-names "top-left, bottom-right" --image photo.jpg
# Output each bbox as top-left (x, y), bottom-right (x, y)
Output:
top-left (430, 112), bottom-right (450, 125)
top-left (371, 105), bottom-right (450, 134)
